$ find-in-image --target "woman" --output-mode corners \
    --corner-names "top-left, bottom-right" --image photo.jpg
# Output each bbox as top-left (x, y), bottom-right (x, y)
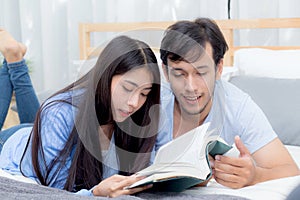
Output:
top-left (0, 29), bottom-right (161, 197)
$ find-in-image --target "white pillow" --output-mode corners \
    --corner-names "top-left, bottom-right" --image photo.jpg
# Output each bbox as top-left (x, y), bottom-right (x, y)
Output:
top-left (234, 48), bottom-right (300, 79)
top-left (221, 66), bottom-right (238, 81)
top-left (285, 145), bottom-right (300, 168)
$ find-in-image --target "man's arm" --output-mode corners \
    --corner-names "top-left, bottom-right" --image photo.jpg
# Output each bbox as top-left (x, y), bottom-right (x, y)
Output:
top-left (213, 136), bottom-right (299, 189)
top-left (251, 137), bottom-right (299, 184)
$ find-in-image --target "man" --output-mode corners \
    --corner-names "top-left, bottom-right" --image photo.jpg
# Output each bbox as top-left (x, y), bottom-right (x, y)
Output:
top-left (155, 18), bottom-right (299, 189)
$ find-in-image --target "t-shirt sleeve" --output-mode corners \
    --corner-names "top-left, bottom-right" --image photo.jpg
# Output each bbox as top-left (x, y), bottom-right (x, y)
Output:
top-left (236, 95), bottom-right (277, 154)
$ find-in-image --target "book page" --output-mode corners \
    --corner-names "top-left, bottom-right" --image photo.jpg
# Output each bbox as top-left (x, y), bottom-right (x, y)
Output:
top-left (136, 162), bottom-right (205, 178)
top-left (130, 123), bottom-right (234, 190)
top-left (154, 123), bottom-right (210, 164)
top-left (137, 123), bottom-right (212, 179)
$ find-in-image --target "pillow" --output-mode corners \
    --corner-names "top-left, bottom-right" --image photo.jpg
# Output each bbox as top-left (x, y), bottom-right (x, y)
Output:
top-left (234, 48), bottom-right (300, 79)
top-left (229, 76), bottom-right (300, 146)
top-left (221, 66), bottom-right (238, 81)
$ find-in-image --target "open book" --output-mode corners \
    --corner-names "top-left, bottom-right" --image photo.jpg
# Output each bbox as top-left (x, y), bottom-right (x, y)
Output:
top-left (128, 123), bottom-right (239, 192)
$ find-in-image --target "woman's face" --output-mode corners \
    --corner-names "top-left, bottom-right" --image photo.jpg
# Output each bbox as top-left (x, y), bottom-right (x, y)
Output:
top-left (111, 67), bottom-right (153, 122)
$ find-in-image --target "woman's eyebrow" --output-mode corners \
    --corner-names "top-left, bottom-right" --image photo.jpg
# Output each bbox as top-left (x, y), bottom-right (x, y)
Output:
top-left (124, 80), bottom-right (138, 87)
top-left (124, 80), bottom-right (152, 90)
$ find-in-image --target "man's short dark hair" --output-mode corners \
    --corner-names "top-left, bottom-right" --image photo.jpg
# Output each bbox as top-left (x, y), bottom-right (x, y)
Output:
top-left (160, 18), bottom-right (228, 67)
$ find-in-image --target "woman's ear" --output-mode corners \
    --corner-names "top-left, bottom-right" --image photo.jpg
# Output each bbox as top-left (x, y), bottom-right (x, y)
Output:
top-left (215, 59), bottom-right (223, 80)
top-left (162, 64), bottom-right (170, 82)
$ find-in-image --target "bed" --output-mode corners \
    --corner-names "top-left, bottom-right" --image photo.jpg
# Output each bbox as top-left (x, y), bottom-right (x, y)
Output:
top-left (77, 17), bottom-right (300, 200)
top-left (2, 18), bottom-right (300, 200)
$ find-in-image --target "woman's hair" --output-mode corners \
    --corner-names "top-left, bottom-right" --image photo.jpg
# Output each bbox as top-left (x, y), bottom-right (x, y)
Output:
top-left (20, 36), bottom-right (160, 191)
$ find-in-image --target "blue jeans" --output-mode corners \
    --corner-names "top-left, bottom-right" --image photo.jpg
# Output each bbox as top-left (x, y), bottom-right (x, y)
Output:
top-left (0, 59), bottom-right (39, 149)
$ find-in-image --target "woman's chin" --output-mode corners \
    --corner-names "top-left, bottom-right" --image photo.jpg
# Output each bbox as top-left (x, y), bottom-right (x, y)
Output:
top-left (114, 115), bottom-right (129, 123)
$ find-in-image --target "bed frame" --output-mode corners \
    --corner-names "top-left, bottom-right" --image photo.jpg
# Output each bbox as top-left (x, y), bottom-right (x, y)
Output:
top-left (79, 18), bottom-right (300, 66)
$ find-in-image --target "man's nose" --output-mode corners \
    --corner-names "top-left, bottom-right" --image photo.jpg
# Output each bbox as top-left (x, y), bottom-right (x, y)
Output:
top-left (184, 76), bottom-right (198, 92)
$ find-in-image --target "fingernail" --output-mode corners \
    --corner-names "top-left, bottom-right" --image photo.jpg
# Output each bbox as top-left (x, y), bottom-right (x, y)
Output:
top-left (146, 184), bottom-right (153, 189)
top-left (215, 155), bottom-right (221, 161)
top-left (209, 161), bottom-right (214, 167)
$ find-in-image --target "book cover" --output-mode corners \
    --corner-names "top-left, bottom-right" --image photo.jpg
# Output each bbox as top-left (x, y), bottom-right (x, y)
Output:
top-left (128, 123), bottom-right (234, 192)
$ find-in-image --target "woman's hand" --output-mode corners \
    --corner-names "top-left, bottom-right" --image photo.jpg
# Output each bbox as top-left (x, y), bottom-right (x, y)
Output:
top-left (92, 174), bottom-right (152, 198)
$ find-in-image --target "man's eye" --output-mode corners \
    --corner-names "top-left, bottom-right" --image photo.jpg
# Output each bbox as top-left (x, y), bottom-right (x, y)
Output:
top-left (173, 72), bottom-right (184, 77)
top-left (175, 74), bottom-right (183, 77)
top-left (197, 72), bottom-right (207, 76)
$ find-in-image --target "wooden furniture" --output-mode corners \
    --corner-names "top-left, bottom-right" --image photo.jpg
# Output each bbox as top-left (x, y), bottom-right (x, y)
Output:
top-left (79, 18), bottom-right (300, 66)
top-left (3, 100), bottom-right (19, 130)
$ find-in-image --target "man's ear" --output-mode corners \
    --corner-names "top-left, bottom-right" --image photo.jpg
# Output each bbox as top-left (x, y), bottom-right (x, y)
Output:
top-left (215, 59), bottom-right (223, 80)
top-left (162, 63), bottom-right (170, 82)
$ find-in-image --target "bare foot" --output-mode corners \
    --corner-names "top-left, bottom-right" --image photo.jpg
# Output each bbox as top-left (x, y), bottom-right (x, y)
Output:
top-left (0, 29), bottom-right (27, 63)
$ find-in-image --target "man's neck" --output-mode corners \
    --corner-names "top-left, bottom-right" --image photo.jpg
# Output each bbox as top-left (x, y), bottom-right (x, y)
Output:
top-left (172, 102), bottom-right (207, 139)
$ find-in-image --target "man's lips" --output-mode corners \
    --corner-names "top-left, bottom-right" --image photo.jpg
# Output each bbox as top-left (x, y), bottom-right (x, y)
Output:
top-left (183, 95), bottom-right (201, 104)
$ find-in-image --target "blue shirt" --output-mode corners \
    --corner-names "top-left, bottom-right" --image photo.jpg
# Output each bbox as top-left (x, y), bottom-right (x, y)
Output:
top-left (0, 91), bottom-right (118, 196)
top-left (154, 80), bottom-right (278, 155)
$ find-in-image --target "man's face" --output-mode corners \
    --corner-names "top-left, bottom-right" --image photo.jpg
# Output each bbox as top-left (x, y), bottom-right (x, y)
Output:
top-left (165, 43), bottom-right (222, 117)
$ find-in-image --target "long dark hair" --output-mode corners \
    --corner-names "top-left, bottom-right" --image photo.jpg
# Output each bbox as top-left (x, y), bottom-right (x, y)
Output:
top-left (20, 35), bottom-right (160, 191)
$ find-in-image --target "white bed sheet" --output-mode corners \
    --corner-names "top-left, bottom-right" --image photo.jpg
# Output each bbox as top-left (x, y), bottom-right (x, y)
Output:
top-left (1, 145), bottom-right (299, 199)
top-left (185, 175), bottom-right (300, 200)
top-left (0, 169), bottom-right (37, 184)
top-left (184, 145), bottom-right (300, 200)
top-left (286, 145), bottom-right (300, 168)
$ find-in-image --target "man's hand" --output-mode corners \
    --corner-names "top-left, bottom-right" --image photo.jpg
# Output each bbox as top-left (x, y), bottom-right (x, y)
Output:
top-left (213, 136), bottom-right (256, 188)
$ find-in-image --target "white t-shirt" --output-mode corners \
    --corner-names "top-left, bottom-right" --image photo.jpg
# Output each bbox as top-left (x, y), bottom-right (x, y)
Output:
top-left (153, 80), bottom-right (277, 156)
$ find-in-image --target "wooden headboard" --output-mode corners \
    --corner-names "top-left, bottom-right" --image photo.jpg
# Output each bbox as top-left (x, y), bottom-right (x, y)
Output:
top-left (79, 18), bottom-right (300, 66)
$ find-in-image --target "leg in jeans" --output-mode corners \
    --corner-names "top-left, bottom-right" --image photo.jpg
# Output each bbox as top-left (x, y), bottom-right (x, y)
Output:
top-left (0, 123), bottom-right (33, 153)
top-left (0, 60), bottom-right (13, 130)
top-left (8, 59), bottom-right (40, 124)
top-left (0, 29), bottom-right (40, 129)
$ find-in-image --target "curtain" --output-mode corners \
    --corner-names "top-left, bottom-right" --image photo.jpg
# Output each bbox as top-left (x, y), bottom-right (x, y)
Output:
top-left (0, 0), bottom-right (299, 92)
top-left (231, 0), bottom-right (300, 47)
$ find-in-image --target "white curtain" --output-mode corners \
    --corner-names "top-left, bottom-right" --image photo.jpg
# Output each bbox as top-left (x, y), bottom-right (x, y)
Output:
top-left (231, 0), bottom-right (300, 46)
top-left (0, 0), bottom-right (299, 92)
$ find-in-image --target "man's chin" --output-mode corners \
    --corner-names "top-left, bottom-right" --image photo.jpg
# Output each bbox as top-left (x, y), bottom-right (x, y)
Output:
top-left (182, 107), bottom-right (203, 116)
